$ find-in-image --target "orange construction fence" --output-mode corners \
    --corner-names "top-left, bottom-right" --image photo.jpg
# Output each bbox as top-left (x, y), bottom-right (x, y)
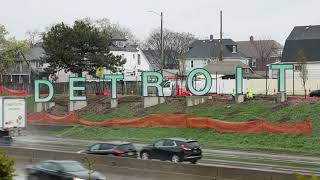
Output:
top-left (0, 85), bottom-right (30, 96)
top-left (27, 113), bottom-right (312, 135)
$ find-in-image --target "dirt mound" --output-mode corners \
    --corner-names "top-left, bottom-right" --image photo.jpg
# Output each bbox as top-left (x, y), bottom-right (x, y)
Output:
top-left (46, 96), bottom-right (69, 116)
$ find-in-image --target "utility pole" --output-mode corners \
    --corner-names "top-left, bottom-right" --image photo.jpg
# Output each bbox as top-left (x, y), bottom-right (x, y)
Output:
top-left (219, 10), bottom-right (223, 61)
top-left (148, 10), bottom-right (164, 72)
top-left (160, 12), bottom-right (164, 71)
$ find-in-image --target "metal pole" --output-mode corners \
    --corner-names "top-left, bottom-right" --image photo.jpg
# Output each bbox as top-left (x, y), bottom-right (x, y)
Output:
top-left (265, 68), bottom-right (268, 96)
top-left (219, 10), bottom-right (223, 61)
top-left (161, 12), bottom-right (164, 71)
top-left (216, 72), bottom-right (218, 94)
top-left (293, 68), bottom-right (295, 96)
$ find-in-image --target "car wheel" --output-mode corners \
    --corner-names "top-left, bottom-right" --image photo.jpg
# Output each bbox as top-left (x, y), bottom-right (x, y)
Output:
top-left (141, 151), bottom-right (150, 160)
top-left (190, 160), bottom-right (197, 164)
top-left (171, 154), bottom-right (180, 163)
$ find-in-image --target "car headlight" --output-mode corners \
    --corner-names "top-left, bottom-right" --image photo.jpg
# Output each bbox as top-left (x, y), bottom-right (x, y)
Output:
top-left (73, 178), bottom-right (85, 180)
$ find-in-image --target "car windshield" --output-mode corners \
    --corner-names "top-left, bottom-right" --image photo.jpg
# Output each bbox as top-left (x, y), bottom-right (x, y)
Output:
top-left (60, 162), bottom-right (87, 172)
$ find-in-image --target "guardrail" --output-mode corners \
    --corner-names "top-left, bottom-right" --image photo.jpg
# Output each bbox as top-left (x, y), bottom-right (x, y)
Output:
top-left (1, 146), bottom-right (305, 180)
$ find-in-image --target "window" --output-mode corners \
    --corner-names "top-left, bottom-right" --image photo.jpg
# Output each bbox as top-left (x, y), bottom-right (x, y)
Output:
top-left (137, 54), bottom-right (141, 65)
top-left (133, 54), bottom-right (135, 59)
top-left (118, 144), bottom-right (135, 151)
top-left (185, 141), bottom-right (200, 148)
top-left (295, 65), bottom-right (302, 71)
top-left (41, 162), bottom-right (61, 172)
top-left (90, 144), bottom-right (101, 151)
top-left (251, 59), bottom-right (256, 67)
top-left (164, 140), bottom-right (176, 147)
top-left (232, 45), bottom-right (237, 53)
top-left (117, 41), bottom-right (124, 48)
top-left (100, 143), bottom-right (116, 150)
top-left (191, 60), bottom-right (194, 68)
top-left (154, 139), bottom-right (165, 147)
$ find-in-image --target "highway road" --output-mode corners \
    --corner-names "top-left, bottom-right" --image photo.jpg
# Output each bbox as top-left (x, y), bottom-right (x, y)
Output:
top-left (5, 133), bottom-right (320, 179)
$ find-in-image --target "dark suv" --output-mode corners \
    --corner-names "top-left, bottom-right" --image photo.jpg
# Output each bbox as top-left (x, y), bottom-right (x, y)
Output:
top-left (140, 138), bottom-right (202, 164)
top-left (310, 90), bottom-right (320, 97)
top-left (78, 141), bottom-right (138, 158)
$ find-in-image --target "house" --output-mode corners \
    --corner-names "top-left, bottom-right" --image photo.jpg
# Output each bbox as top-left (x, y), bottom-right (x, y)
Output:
top-left (2, 43), bottom-right (44, 84)
top-left (107, 35), bottom-right (151, 81)
top-left (237, 36), bottom-right (283, 75)
top-left (5, 34), bottom-right (152, 83)
top-left (180, 35), bottom-right (249, 74)
top-left (272, 25), bottom-right (320, 79)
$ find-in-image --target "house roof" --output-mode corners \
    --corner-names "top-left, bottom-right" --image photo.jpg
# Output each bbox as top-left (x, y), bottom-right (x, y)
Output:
top-left (237, 40), bottom-right (283, 59)
top-left (16, 43), bottom-right (44, 61)
top-left (203, 61), bottom-right (263, 78)
top-left (203, 61), bottom-right (250, 75)
top-left (282, 25), bottom-right (320, 62)
top-left (185, 39), bottom-right (245, 59)
top-left (142, 50), bottom-right (161, 70)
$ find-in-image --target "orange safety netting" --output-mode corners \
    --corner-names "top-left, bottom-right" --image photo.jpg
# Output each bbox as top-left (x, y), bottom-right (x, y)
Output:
top-left (0, 85), bottom-right (30, 96)
top-left (27, 113), bottom-right (312, 135)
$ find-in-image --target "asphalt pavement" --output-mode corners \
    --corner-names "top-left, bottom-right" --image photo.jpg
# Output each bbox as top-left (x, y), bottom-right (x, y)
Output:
top-left (5, 133), bottom-right (320, 178)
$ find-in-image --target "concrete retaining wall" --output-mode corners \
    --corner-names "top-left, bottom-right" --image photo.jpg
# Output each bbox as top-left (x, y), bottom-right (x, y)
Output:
top-left (142, 96), bottom-right (165, 108)
top-left (68, 101), bottom-right (87, 112)
top-left (186, 96), bottom-right (208, 107)
top-left (34, 102), bottom-right (55, 112)
top-left (0, 146), bottom-right (302, 180)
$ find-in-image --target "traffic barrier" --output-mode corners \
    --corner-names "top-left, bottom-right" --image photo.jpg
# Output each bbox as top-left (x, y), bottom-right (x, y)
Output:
top-left (27, 113), bottom-right (312, 135)
top-left (0, 85), bottom-right (29, 96)
top-left (0, 146), bottom-right (304, 180)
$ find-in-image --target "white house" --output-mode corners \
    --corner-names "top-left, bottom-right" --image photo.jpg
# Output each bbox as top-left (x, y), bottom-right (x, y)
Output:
top-left (108, 36), bottom-right (151, 81)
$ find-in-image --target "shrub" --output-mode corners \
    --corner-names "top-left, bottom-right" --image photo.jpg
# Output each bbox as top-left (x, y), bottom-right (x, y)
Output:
top-left (0, 151), bottom-right (15, 180)
top-left (295, 173), bottom-right (319, 180)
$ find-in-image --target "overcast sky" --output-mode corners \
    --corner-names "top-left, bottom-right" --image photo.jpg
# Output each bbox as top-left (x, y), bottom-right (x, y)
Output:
top-left (1, 0), bottom-right (319, 44)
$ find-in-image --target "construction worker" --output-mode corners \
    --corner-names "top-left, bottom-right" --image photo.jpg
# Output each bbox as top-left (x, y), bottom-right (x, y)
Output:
top-left (247, 88), bottom-right (254, 99)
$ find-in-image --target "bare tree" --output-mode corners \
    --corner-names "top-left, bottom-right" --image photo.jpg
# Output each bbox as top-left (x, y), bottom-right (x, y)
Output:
top-left (82, 157), bottom-right (96, 180)
top-left (81, 17), bottom-right (139, 45)
top-left (250, 36), bottom-right (280, 70)
top-left (25, 29), bottom-right (42, 46)
top-left (144, 28), bottom-right (195, 71)
top-left (296, 50), bottom-right (308, 99)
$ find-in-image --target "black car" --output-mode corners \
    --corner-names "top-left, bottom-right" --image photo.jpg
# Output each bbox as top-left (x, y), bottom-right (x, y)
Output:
top-left (78, 141), bottom-right (138, 158)
top-left (310, 90), bottom-right (320, 97)
top-left (26, 160), bottom-right (106, 180)
top-left (140, 138), bottom-right (202, 164)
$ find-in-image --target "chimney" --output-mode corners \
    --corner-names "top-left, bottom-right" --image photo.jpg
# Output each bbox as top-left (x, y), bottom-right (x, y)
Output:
top-left (210, 34), bottom-right (214, 40)
top-left (250, 36), bottom-right (254, 42)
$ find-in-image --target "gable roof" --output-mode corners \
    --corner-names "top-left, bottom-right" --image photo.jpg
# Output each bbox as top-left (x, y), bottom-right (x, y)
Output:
top-left (142, 50), bottom-right (161, 70)
top-left (237, 40), bottom-right (283, 59)
top-left (185, 39), bottom-right (244, 59)
top-left (282, 25), bottom-right (320, 62)
top-left (203, 61), bottom-right (262, 78)
top-left (204, 61), bottom-right (250, 75)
